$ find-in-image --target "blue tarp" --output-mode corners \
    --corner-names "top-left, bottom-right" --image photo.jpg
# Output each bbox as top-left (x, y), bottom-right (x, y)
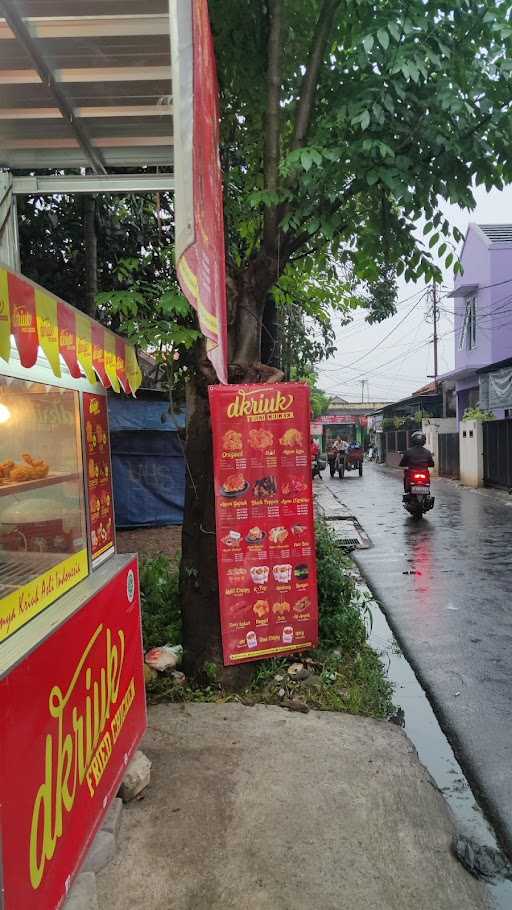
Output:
top-left (108, 397), bottom-right (186, 529)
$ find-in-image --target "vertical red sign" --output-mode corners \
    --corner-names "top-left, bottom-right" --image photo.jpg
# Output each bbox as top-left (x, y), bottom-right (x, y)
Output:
top-left (209, 383), bottom-right (319, 665)
top-left (83, 393), bottom-right (115, 562)
top-left (0, 557), bottom-right (146, 910)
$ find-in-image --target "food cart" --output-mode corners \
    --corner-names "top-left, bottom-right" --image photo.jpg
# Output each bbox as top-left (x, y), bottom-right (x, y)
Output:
top-left (0, 265), bottom-right (147, 910)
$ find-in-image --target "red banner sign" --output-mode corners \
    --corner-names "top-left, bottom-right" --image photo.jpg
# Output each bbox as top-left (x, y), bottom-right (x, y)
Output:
top-left (209, 383), bottom-right (319, 665)
top-left (0, 557), bottom-right (146, 910)
top-left (83, 393), bottom-right (115, 562)
top-left (171, 0), bottom-right (228, 384)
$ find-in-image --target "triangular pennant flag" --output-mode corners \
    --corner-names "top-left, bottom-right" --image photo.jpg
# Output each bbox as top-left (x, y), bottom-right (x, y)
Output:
top-left (58, 301), bottom-right (81, 378)
top-left (0, 269), bottom-right (10, 363)
top-left (104, 332), bottom-right (120, 393)
top-left (76, 314), bottom-right (96, 386)
top-left (35, 289), bottom-right (61, 377)
top-left (8, 272), bottom-right (38, 368)
top-left (92, 321), bottom-right (109, 387)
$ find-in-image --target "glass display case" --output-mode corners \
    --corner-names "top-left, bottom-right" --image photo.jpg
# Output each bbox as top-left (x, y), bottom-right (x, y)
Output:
top-left (0, 375), bottom-right (88, 612)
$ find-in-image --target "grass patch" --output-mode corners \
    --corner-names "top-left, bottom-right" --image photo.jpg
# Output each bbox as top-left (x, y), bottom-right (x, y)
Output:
top-left (139, 522), bottom-right (394, 719)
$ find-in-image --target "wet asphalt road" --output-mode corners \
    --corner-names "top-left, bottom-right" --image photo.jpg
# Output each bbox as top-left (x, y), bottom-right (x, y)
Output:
top-left (326, 464), bottom-right (512, 854)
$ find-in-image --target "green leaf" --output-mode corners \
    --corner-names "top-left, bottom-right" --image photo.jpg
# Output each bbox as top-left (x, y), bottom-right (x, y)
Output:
top-left (377, 28), bottom-right (389, 50)
top-left (423, 221), bottom-right (433, 235)
top-left (360, 109), bottom-right (371, 130)
top-left (301, 149), bottom-right (313, 171)
top-left (383, 95), bottom-right (394, 114)
top-left (429, 232), bottom-right (439, 248)
top-left (363, 34), bottom-right (374, 55)
top-left (438, 242), bottom-right (447, 257)
top-left (387, 22), bottom-right (401, 42)
top-left (445, 253), bottom-right (454, 268)
top-left (366, 170), bottom-right (380, 185)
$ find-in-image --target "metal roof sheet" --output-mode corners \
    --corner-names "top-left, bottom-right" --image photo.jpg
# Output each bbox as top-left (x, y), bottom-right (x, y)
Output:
top-left (0, 0), bottom-right (173, 171)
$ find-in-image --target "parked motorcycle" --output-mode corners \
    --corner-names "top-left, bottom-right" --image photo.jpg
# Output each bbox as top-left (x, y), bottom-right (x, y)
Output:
top-left (402, 467), bottom-right (435, 519)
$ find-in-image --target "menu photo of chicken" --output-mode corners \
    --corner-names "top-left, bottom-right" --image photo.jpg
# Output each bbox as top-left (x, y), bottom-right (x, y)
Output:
top-left (279, 428), bottom-right (304, 451)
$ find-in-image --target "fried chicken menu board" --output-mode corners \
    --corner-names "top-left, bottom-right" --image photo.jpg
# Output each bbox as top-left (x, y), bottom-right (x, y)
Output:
top-left (209, 383), bottom-right (318, 665)
top-left (82, 393), bottom-right (115, 563)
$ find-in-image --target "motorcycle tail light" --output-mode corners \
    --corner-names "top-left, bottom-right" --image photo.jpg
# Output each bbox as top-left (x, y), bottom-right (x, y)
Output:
top-left (411, 471), bottom-right (429, 484)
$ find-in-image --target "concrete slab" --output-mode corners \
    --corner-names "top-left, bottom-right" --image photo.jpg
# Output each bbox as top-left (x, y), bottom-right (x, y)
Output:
top-left (63, 873), bottom-right (99, 910)
top-left (97, 703), bottom-right (487, 910)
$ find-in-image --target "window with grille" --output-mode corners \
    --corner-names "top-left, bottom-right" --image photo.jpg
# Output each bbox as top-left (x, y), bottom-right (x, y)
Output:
top-left (459, 296), bottom-right (477, 350)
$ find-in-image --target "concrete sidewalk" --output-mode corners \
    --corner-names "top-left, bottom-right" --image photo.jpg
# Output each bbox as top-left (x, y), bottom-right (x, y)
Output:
top-left (97, 703), bottom-right (487, 910)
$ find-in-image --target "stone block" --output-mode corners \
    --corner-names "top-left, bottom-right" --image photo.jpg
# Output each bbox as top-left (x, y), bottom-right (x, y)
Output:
top-left (63, 873), bottom-right (98, 910)
top-left (118, 749), bottom-right (152, 802)
top-left (102, 797), bottom-right (123, 841)
top-left (82, 830), bottom-right (116, 874)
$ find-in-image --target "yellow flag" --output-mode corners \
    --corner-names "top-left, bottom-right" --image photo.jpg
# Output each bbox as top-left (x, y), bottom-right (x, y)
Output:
top-left (35, 289), bottom-right (61, 377)
top-left (76, 314), bottom-right (96, 385)
top-left (0, 269), bottom-right (11, 363)
top-left (126, 345), bottom-right (142, 394)
top-left (104, 332), bottom-right (120, 393)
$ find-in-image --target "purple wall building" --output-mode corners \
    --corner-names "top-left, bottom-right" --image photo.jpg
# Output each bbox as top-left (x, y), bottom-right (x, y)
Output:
top-left (442, 224), bottom-right (512, 421)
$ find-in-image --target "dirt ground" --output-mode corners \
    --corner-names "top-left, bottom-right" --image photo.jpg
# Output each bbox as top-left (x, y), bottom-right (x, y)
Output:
top-left (116, 525), bottom-right (182, 560)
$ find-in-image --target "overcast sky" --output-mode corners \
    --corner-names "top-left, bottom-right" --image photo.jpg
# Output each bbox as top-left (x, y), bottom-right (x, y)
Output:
top-left (317, 184), bottom-right (512, 404)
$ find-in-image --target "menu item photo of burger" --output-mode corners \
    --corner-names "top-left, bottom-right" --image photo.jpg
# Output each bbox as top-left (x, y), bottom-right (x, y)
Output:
top-left (221, 472), bottom-right (249, 497)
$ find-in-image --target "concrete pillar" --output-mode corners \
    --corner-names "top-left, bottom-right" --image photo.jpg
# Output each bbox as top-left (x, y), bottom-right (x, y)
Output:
top-left (0, 171), bottom-right (20, 271)
top-left (459, 419), bottom-right (484, 487)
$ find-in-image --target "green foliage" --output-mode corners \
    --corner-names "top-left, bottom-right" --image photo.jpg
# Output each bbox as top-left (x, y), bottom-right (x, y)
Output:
top-left (212, 0), bottom-right (512, 297)
top-left (315, 521), bottom-right (368, 653)
top-left (139, 555), bottom-right (182, 650)
top-left (462, 407), bottom-right (495, 422)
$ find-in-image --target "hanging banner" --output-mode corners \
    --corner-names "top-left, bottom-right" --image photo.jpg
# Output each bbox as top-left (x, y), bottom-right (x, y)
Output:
top-left (35, 289), bottom-right (61, 377)
top-left (115, 336), bottom-right (129, 392)
top-left (0, 265), bottom-right (141, 392)
top-left (0, 268), bottom-right (11, 362)
top-left (0, 557), bottom-right (147, 910)
top-left (58, 300), bottom-right (81, 378)
top-left (170, 0), bottom-right (228, 384)
top-left (83, 392), bottom-right (116, 562)
top-left (209, 383), bottom-right (319, 665)
top-left (104, 332), bottom-right (120, 393)
top-left (8, 271), bottom-right (38, 368)
top-left (76, 313), bottom-right (96, 386)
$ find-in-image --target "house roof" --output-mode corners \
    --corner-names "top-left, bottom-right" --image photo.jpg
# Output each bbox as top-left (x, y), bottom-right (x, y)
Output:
top-left (477, 224), bottom-right (512, 245)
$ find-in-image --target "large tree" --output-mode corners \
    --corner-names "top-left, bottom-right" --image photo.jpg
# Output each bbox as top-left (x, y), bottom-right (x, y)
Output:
top-left (180, 0), bottom-right (512, 682)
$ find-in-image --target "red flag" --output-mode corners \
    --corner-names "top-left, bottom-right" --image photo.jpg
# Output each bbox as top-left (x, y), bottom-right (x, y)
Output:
top-left (58, 301), bottom-right (81, 378)
top-left (8, 272), bottom-right (38, 368)
top-left (92, 321), bottom-right (109, 387)
top-left (171, 0), bottom-right (228, 384)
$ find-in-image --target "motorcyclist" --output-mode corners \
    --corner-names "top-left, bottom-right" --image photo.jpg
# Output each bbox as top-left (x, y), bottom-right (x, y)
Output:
top-left (399, 431), bottom-right (434, 491)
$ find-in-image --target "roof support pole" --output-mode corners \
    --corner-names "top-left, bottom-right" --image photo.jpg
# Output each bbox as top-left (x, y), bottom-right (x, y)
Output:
top-left (0, 171), bottom-right (20, 270)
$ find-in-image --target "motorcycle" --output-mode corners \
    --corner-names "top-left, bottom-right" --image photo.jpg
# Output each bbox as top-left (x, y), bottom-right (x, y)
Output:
top-left (402, 467), bottom-right (435, 519)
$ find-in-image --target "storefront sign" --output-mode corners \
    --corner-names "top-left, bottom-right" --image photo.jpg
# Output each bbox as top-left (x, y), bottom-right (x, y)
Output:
top-left (83, 393), bottom-right (115, 562)
top-left (209, 383), bottom-right (319, 665)
top-left (0, 549), bottom-right (88, 643)
top-left (0, 557), bottom-right (146, 910)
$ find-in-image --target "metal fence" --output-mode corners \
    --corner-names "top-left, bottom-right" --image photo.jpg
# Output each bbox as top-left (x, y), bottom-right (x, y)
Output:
top-left (483, 419), bottom-right (512, 489)
top-left (438, 433), bottom-right (459, 479)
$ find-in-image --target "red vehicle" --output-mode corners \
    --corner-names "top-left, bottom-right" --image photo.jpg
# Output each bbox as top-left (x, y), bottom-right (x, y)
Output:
top-left (402, 467), bottom-right (435, 519)
top-left (338, 443), bottom-right (364, 478)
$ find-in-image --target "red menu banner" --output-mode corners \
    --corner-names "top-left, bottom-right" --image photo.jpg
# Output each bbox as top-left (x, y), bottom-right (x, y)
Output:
top-left (0, 556), bottom-right (146, 910)
top-left (83, 393), bottom-right (115, 562)
top-left (209, 383), bottom-right (319, 665)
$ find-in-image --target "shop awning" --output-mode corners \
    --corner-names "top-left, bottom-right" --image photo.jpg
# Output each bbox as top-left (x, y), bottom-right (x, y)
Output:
top-left (0, 264), bottom-right (142, 393)
top-left (0, 0), bottom-right (173, 171)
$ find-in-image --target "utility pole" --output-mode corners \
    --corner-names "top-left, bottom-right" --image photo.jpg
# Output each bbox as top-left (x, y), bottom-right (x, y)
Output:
top-left (432, 281), bottom-right (439, 391)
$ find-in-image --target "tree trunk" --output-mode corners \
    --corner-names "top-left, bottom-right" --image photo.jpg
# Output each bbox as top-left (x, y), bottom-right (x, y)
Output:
top-left (180, 374), bottom-right (253, 688)
top-left (83, 194), bottom-right (97, 318)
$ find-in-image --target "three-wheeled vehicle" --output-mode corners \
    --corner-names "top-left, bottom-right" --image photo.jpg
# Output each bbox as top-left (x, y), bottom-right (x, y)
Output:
top-left (338, 443), bottom-right (364, 478)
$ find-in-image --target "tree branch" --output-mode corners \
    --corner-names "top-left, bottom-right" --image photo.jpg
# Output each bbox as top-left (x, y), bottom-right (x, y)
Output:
top-left (291, 0), bottom-right (342, 150)
top-left (263, 0), bottom-right (282, 255)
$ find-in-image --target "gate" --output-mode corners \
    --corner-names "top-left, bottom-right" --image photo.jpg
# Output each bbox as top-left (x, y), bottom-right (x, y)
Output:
top-left (438, 433), bottom-right (459, 479)
top-left (483, 419), bottom-right (512, 488)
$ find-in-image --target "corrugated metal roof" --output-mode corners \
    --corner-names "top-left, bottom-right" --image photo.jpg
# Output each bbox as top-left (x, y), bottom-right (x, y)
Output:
top-left (478, 224), bottom-right (512, 245)
top-left (0, 0), bottom-right (173, 170)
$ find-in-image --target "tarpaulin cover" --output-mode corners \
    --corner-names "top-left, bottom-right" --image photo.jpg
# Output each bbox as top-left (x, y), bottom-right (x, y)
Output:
top-left (109, 398), bottom-right (186, 528)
